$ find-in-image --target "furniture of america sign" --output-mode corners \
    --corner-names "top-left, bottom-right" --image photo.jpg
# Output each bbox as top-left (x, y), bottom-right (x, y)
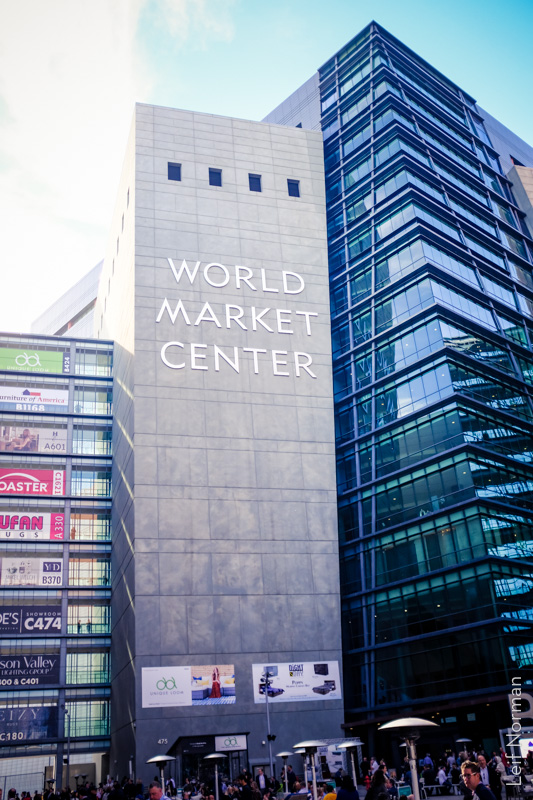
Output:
top-left (157, 259), bottom-right (322, 378)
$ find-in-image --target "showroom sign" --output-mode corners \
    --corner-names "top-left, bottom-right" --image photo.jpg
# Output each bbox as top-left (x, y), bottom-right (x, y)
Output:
top-left (0, 654), bottom-right (60, 687)
top-left (0, 469), bottom-right (65, 496)
top-left (252, 661), bottom-right (342, 703)
top-left (0, 705), bottom-right (58, 742)
top-left (0, 425), bottom-right (67, 454)
top-left (0, 348), bottom-right (70, 375)
top-left (0, 605), bottom-right (62, 634)
top-left (0, 558), bottom-right (63, 587)
top-left (0, 386), bottom-right (69, 413)
top-left (0, 512), bottom-right (65, 541)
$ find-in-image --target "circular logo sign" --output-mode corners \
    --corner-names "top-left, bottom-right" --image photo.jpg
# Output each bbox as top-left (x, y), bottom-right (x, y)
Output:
top-left (156, 677), bottom-right (177, 690)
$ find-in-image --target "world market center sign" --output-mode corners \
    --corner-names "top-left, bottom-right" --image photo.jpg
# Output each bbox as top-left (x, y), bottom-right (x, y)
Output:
top-left (156, 258), bottom-right (321, 379)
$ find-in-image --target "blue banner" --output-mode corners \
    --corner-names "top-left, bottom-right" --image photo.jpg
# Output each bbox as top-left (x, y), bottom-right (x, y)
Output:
top-left (0, 705), bottom-right (58, 742)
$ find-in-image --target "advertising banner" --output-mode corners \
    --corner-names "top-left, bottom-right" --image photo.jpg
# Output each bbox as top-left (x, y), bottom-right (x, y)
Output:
top-left (0, 469), bottom-right (65, 496)
top-left (0, 348), bottom-right (70, 375)
top-left (215, 734), bottom-right (247, 752)
top-left (0, 512), bottom-right (65, 541)
top-left (0, 606), bottom-right (62, 634)
top-left (0, 654), bottom-right (60, 687)
top-left (0, 386), bottom-right (69, 413)
top-left (142, 666), bottom-right (191, 708)
top-left (0, 558), bottom-right (63, 587)
top-left (0, 705), bottom-right (58, 742)
top-left (252, 661), bottom-right (342, 703)
top-left (0, 425), bottom-right (67, 454)
top-left (142, 664), bottom-right (236, 708)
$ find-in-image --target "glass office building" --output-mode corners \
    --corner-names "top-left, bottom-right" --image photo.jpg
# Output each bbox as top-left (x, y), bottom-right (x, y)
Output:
top-left (268, 22), bottom-right (533, 749)
top-left (0, 333), bottom-right (113, 787)
top-left (8, 21), bottom-right (533, 778)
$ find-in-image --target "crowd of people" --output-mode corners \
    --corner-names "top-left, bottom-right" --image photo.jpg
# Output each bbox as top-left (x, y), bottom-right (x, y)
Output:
top-left (4, 747), bottom-right (533, 800)
top-left (359, 747), bottom-right (532, 800)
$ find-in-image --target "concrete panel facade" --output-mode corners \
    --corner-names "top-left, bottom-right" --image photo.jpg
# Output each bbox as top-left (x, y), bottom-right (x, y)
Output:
top-left (97, 105), bottom-right (343, 781)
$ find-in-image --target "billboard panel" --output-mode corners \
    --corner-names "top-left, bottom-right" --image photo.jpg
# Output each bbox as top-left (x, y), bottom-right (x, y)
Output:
top-left (0, 605), bottom-right (62, 634)
top-left (0, 469), bottom-right (65, 496)
top-left (252, 661), bottom-right (342, 703)
top-left (0, 654), bottom-right (60, 687)
top-left (0, 512), bottom-right (65, 541)
top-left (0, 425), bottom-right (67, 455)
top-left (142, 664), bottom-right (235, 708)
top-left (0, 348), bottom-right (70, 375)
top-left (0, 705), bottom-right (58, 742)
top-left (0, 558), bottom-right (63, 587)
top-left (0, 386), bottom-right (69, 413)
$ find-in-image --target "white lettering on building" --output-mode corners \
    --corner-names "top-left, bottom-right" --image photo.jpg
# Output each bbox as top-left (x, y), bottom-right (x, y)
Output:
top-left (158, 258), bottom-right (322, 379)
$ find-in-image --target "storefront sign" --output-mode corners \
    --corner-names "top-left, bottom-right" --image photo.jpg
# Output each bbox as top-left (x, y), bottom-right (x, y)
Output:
top-left (0, 386), bottom-right (69, 412)
top-left (0, 654), bottom-right (60, 687)
top-left (0, 558), bottom-right (63, 587)
top-left (0, 348), bottom-right (70, 374)
top-left (0, 705), bottom-right (58, 742)
top-left (0, 512), bottom-right (65, 540)
top-left (142, 664), bottom-right (236, 708)
top-left (252, 661), bottom-right (342, 703)
top-left (0, 605), bottom-right (62, 634)
top-left (215, 734), bottom-right (247, 751)
top-left (0, 425), bottom-right (67, 454)
top-left (0, 469), bottom-right (65, 496)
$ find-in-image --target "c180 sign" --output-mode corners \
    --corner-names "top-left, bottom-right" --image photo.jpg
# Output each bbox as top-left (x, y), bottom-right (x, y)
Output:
top-left (0, 705), bottom-right (58, 742)
top-left (157, 259), bottom-right (321, 378)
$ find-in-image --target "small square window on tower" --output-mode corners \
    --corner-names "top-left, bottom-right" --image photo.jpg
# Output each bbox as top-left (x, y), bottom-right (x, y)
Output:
top-left (287, 179), bottom-right (300, 197)
top-left (209, 168), bottom-right (222, 187)
top-left (249, 173), bottom-right (262, 192)
top-left (168, 162), bottom-right (182, 181)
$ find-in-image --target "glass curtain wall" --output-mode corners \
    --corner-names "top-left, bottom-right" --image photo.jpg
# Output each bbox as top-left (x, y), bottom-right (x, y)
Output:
top-left (0, 335), bottom-right (112, 775)
top-left (321, 22), bottom-right (533, 738)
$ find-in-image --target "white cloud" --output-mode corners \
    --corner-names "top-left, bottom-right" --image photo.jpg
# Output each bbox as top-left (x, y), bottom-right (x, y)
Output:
top-left (0, 0), bottom-right (238, 334)
top-left (0, 0), bottom-right (149, 332)
top-left (155, 0), bottom-right (236, 46)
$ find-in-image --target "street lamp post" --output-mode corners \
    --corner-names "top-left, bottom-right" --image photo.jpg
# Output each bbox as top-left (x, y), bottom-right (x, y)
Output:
top-left (62, 707), bottom-right (71, 788)
top-left (379, 718), bottom-right (438, 800)
top-left (293, 741), bottom-right (325, 800)
top-left (275, 752), bottom-right (293, 793)
top-left (203, 753), bottom-right (228, 800)
top-left (146, 755), bottom-right (176, 789)
top-left (261, 670), bottom-right (276, 778)
top-left (337, 740), bottom-right (364, 790)
top-left (293, 749), bottom-right (307, 789)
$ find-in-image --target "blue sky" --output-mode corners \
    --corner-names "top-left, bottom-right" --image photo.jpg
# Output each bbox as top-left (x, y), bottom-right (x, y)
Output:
top-left (138, 0), bottom-right (533, 138)
top-left (0, 0), bottom-right (531, 333)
